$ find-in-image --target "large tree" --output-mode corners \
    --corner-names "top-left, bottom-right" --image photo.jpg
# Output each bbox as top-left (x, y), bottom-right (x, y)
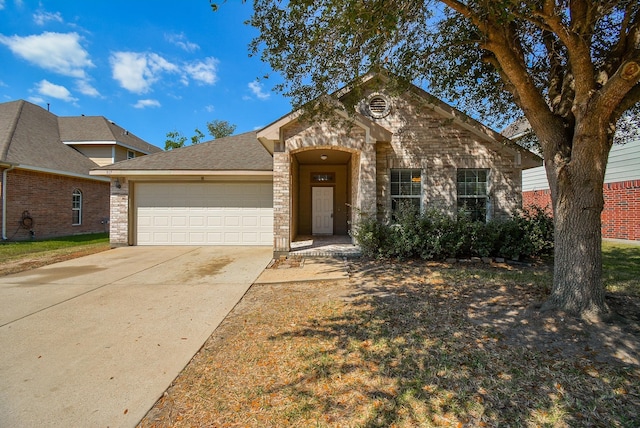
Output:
top-left (242, 0), bottom-right (640, 320)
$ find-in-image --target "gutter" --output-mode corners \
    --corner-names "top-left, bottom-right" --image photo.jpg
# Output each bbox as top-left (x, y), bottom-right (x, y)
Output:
top-left (2, 164), bottom-right (16, 240)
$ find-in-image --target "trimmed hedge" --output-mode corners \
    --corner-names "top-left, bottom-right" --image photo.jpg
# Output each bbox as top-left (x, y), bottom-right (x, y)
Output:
top-left (351, 205), bottom-right (554, 261)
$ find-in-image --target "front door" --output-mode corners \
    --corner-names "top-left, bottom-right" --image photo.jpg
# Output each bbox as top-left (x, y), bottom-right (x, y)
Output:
top-left (312, 187), bottom-right (333, 235)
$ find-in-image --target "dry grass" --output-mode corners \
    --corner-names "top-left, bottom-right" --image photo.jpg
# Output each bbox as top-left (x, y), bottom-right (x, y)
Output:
top-left (139, 259), bottom-right (640, 428)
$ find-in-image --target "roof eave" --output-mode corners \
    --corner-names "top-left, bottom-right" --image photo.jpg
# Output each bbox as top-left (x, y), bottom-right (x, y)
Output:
top-left (90, 169), bottom-right (274, 177)
top-left (12, 164), bottom-right (110, 182)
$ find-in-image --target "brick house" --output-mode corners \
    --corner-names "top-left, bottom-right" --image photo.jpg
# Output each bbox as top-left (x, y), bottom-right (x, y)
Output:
top-left (503, 117), bottom-right (640, 242)
top-left (521, 139), bottom-right (640, 241)
top-left (93, 74), bottom-right (541, 255)
top-left (0, 100), bottom-right (160, 241)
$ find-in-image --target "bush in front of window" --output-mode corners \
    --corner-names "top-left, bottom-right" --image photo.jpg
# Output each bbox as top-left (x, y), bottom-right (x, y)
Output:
top-left (351, 205), bottom-right (554, 261)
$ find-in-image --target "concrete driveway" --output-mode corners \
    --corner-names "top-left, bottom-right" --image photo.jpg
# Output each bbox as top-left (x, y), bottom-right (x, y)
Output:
top-left (0, 246), bottom-right (272, 428)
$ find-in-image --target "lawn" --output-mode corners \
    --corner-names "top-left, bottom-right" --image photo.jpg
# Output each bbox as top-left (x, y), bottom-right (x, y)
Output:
top-left (603, 241), bottom-right (640, 296)
top-left (0, 233), bottom-right (110, 276)
top-left (139, 243), bottom-right (640, 428)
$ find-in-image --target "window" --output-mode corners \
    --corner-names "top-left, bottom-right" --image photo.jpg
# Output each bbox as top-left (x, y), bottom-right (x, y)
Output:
top-left (457, 169), bottom-right (489, 222)
top-left (127, 150), bottom-right (135, 159)
top-left (72, 189), bottom-right (82, 225)
top-left (391, 169), bottom-right (422, 215)
top-left (311, 172), bottom-right (335, 183)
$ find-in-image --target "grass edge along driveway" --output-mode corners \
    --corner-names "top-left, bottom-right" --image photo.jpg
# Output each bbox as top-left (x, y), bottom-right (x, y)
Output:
top-left (0, 233), bottom-right (110, 276)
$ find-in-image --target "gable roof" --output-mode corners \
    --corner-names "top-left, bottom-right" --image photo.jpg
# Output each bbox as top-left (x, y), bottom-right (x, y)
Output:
top-left (257, 71), bottom-right (542, 169)
top-left (91, 131), bottom-right (273, 176)
top-left (58, 116), bottom-right (161, 155)
top-left (0, 100), bottom-right (103, 177)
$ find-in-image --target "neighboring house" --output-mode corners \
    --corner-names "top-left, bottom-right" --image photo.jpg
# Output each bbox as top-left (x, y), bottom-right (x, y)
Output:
top-left (504, 118), bottom-right (640, 242)
top-left (92, 73), bottom-right (541, 256)
top-left (0, 100), bottom-right (160, 241)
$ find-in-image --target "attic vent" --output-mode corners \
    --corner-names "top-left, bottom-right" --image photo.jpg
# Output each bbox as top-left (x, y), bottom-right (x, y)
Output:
top-left (366, 93), bottom-right (392, 119)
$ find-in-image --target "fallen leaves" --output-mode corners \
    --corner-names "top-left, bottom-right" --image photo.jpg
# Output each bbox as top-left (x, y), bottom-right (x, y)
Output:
top-left (137, 260), bottom-right (640, 428)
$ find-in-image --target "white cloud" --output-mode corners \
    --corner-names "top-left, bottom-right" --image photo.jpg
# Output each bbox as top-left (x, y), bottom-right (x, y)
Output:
top-left (204, 104), bottom-right (215, 113)
top-left (110, 51), bottom-right (218, 93)
top-left (184, 57), bottom-right (218, 85)
top-left (248, 80), bottom-right (270, 100)
top-left (165, 32), bottom-right (199, 52)
top-left (0, 32), bottom-right (93, 78)
top-left (0, 1), bottom-right (5, 10)
top-left (33, 9), bottom-right (63, 26)
top-left (133, 99), bottom-right (161, 109)
top-left (28, 96), bottom-right (45, 104)
top-left (35, 79), bottom-right (77, 102)
top-left (110, 51), bottom-right (178, 94)
top-left (76, 80), bottom-right (100, 97)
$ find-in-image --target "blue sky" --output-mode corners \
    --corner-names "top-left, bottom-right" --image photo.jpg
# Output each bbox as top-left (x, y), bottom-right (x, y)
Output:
top-left (0, 0), bottom-right (292, 149)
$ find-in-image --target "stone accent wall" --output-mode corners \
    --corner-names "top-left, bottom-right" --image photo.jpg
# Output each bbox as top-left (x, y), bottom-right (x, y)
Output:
top-left (523, 179), bottom-right (640, 241)
top-left (278, 120), bottom-right (376, 250)
top-left (273, 151), bottom-right (291, 255)
top-left (1, 168), bottom-right (109, 241)
top-left (109, 177), bottom-right (130, 246)
top-left (370, 91), bottom-right (522, 221)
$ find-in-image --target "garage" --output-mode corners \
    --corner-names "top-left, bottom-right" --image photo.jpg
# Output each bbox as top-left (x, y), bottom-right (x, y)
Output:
top-left (135, 181), bottom-right (273, 245)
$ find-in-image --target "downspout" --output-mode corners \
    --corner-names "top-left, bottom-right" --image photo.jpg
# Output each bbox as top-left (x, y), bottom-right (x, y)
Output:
top-left (2, 164), bottom-right (16, 240)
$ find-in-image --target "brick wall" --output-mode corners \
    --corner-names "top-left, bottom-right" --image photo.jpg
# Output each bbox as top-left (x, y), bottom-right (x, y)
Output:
top-left (1, 168), bottom-right (109, 241)
top-left (522, 179), bottom-right (640, 241)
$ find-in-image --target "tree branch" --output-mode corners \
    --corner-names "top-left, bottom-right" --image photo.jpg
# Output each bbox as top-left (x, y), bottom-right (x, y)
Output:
top-left (538, 0), bottom-right (596, 110)
top-left (595, 60), bottom-right (640, 120)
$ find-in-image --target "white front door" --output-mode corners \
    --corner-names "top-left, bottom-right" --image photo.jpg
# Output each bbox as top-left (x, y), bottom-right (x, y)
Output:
top-left (312, 186), bottom-right (333, 235)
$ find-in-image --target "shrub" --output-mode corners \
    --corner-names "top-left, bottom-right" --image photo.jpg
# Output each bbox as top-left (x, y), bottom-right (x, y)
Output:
top-left (351, 206), bottom-right (554, 261)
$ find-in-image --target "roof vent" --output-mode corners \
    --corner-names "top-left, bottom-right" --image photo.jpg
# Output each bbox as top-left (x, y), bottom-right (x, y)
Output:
top-left (366, 93), bottom-right (392, 119)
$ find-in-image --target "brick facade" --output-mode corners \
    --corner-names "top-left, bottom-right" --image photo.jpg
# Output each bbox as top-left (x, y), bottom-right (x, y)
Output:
top-left (373, 92), bottom-right (522, 221)
top-left (1, 168), bottom-right (109, 240)
top-left (522, 179), bottom-right (640, 241)
top-left (270, 89), bottom-right (526, 255)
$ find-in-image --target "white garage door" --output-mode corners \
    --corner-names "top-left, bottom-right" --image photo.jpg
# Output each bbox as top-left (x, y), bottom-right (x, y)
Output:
top-left (135, 182), bottom-right (273, 245)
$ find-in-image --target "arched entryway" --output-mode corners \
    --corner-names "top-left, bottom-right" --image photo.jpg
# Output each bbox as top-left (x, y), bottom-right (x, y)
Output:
top-left (290, 148), bottom-right (356, 241)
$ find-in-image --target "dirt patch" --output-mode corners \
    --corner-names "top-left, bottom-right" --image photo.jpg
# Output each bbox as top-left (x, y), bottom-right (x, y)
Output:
top-left (138, 259), bottom-right (640, 427)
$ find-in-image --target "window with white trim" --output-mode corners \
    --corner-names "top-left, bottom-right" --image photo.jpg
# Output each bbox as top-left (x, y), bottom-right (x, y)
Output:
top-left (127, 150), bottom-right (135, 159)
top-left (391, 169), bottom-right (422, 215)
top-left (457, 169), bottom-right (489, 222)
top-left (72, 189), bottom-right (82, 225)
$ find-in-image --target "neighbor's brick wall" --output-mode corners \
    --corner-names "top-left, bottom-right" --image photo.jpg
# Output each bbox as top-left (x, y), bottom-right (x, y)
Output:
top-left (522, 179), bottom-right (640, 241)
top-left (1, 168), bottom-right (109, 241)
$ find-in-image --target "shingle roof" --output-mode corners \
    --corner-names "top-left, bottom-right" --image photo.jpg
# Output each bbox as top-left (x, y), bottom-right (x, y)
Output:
top-left (501, 117), bottom-right (532, 139)
top-left (58, 116), bottom-right (161, 154)
top-left (97, 131), bottom-right (273, 171)
top-left (0, 100), bottom-right (100, 175)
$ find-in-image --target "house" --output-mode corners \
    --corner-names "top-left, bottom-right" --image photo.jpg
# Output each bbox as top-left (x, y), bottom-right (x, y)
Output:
top-left (521, 139), bottom-right (640, 241)
top-left (92, 74), bottom-right (541, 256)
top-left (504, 117), bottom-right (640, 242)
top-left (0, 100), bottom-right (160, 241)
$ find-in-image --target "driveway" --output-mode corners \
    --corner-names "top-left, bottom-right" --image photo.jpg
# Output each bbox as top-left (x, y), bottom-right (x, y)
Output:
top-left (0, 246), bottom-right (272, 428)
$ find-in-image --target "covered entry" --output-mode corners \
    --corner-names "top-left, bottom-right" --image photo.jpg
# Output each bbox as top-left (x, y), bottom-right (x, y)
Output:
top-left (291, 149), bottom-right (353, 238)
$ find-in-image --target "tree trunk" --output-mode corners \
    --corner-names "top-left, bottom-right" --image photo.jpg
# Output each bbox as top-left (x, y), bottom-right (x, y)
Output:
top-left (541, 129), bottom-right (610, 321)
